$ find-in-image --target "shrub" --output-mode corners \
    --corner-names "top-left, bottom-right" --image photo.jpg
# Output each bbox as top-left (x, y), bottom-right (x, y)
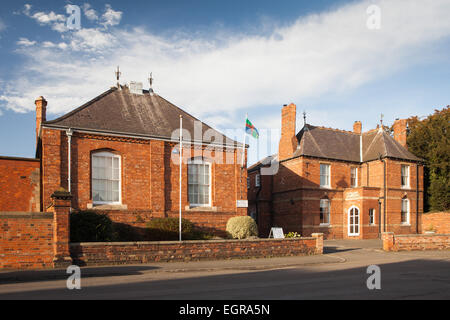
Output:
top-left (146, 218), bottom-right (199, 241)
top-left (226, 216), bottom-right (258, 239)
top-left (112, 223), bottom-right (144, 242)
top-left (70, 210), bottom-right (115, 242)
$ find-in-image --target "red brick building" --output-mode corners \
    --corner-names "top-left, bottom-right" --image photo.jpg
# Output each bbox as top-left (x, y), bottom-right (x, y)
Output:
top-left (0, 84), bottom-right (248, 236)
top-left (249, 104), bottom-right (424, 239)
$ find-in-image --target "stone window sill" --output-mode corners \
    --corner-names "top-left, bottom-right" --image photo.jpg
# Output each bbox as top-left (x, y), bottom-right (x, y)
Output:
top-left (185, 206), bottom-right (218, 212)
top-left (87, 203), bottom-right (128, 211)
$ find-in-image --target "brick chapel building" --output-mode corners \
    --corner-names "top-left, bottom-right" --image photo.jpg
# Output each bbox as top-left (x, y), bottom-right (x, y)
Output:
top-left (0, 83), bottom-right (248, 236)
top-left (248, 103), bottom-right (424, 239)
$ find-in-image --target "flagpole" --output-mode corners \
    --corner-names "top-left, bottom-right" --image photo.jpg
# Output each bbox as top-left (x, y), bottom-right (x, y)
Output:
top-left (179, 115), bottom-right (183, 242)
top-left (241, 113), bottom-right (248, 168)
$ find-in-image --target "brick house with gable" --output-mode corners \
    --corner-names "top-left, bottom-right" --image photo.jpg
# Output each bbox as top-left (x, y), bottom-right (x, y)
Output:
top-left (248, 103), bottom-right (424, 239)
top-left (0, 84), bottom-right (248, 236)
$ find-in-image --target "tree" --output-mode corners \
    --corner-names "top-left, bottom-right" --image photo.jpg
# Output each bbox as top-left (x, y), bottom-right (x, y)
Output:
top-left (407, 106), bottom-right (449, 212)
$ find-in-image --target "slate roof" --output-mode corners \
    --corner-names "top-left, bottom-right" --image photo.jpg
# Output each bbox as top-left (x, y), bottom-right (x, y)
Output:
top-left (248, 154), bottom-right (277, 172)
top-left (293, 124), bottom-right (421, 162)
top-left (44, 86), bottom-right (242, 147)
top-left (250, 124), bottom-right (421, 168)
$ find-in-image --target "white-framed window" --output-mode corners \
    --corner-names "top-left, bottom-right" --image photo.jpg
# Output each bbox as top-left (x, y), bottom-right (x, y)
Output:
top-left (320, 199), bottom-right (330, 225)
top-left (188, 158), bottom-right (211, 207)
top-left (401, 198), bottom-right (410, 225)
top-left (348, 206), bottom-right (360, 236)
top-left (92, 151), bottom-right (121, 204)
top-left (369, 208), bottom-right (375, 225)
top-left (351, 167), bottom-right (358, 188)
top-left (320, 164), bottom-right (331, 188)
top-left (255, 174), bottom-right (261, 188)
top-left (401, 165), bottom-right (410, 188)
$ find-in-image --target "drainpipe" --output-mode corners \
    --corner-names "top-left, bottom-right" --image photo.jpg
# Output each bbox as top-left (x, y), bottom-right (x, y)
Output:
top-left (255, 168), bottom-right (262, 229)
top-left (416, 164), bottom-right (420, 234)
top-left (66, 129), bottom-right (73, 193)
top-left (383, 158), bottom-right (387, 232)
top-left (378, 199), bottom-right (382, 238)
top-left (379, 155), bottom-right (386, 233)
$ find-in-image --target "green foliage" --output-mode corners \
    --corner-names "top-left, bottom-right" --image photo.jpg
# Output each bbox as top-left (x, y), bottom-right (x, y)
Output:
top-left (70, 210), bottom-right (115, 242)
top-left (112, 223), bottom-right (143, 242)
top-left (226, 216), bottom-right (258, 239)
top-left (407, 107), bottom-right (450, 211)
top-left (146, 218), bottom-right (208, 241)
top-left (285, 232), bottom-right (302, 238)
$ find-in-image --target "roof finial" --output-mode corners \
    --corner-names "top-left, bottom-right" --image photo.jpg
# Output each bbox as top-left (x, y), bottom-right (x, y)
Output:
top-left (303, 110), bottom-right (307, 126)
top-left (380, 113), bottom-right (384, 126)
top-left (115, 66), bottom-right (122, 89)
top-left (148, 72), bottom-right (154, 94)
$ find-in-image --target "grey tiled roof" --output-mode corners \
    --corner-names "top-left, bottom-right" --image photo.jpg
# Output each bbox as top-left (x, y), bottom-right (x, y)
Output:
top-left (44, 86), bottom-right (242, 147)
top-left (292, 124), bottom-right (421, 163)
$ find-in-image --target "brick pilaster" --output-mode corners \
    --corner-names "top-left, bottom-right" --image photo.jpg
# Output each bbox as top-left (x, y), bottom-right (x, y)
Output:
top-left (49, 189), bottom-right (73, 268)
top-left (382, 232), bottom-right (395, 251)
top-left (311, 233), bottom-right (324, 254)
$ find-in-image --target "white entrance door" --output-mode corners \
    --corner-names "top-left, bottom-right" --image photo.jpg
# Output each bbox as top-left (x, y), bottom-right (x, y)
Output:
top-left (348, 206), bottom-right (360, 236)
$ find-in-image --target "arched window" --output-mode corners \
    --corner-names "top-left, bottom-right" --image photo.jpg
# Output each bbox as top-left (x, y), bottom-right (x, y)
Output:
top-left (401, 197), bottom-right (410, 225)
top-left (320, 199), bottom-right (330, 225)
top-left (92, 151), bottom-right (121, 204)
top-left (188, 158), bottom-right (211, 207)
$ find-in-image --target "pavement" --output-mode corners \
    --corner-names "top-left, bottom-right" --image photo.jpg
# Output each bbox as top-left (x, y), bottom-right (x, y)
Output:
top-left (0, 239), bottom-right (449, 299)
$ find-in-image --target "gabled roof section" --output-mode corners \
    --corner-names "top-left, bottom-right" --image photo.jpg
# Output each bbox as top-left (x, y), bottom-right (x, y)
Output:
top-left (294, 124), bottom-right (361, 162)
top-left (44, 86), bottom-right (242, 147)
top-left (290, 124), bottom-right (421, 163)
top-left (248, 154), bottom-right (277, 172)
top-left (362, 129), bottom-right (421, 162)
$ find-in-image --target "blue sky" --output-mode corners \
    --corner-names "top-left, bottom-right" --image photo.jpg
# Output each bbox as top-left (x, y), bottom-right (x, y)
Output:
top-left (0, 0), bottom-right (449, 165)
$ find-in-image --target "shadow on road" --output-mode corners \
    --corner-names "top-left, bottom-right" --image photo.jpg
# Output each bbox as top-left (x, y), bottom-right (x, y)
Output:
top-left (0, 258), bottom-right (449, 300)
top-left (323, 247), bottom-right (358, 254)
top-left (0, 265), bottom-right (160, 285)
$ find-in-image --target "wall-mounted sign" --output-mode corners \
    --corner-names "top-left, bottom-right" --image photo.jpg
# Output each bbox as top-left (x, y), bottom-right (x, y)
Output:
top-left (236, 200), bottom-right (248, 208)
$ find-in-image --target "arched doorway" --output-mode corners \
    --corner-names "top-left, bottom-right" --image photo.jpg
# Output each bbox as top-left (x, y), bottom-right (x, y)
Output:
top-left (348, 206), bottom-right (360, 237)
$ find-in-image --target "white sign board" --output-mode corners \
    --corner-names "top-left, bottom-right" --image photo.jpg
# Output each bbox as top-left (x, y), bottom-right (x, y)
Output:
top-left (236, 200), bottom-right (248, 208)
top-left (269, 227), bottom-right (285, 239)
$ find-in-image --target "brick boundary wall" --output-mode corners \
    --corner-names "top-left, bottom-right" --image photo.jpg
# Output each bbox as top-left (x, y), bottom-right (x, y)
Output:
top-left (382, 232), bottom-right (450, 252)
top-left (70, 233), bottom-right (324, 266)
top-left (421, 212), bottom-right (450, 234)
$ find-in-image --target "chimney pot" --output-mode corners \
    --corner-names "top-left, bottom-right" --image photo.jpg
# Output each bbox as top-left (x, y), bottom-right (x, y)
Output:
top-left (279, 103), bottom-right (297, 161)
top-left (393, 119), bottom-right (408, 149)
top-left (353, 121), bottom-right (362, 134)
top-left (35, 96), bottom-right (47, 146)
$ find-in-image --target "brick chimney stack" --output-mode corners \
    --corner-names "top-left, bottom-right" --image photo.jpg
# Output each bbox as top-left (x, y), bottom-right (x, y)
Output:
top-left (35, 96), bottom-right (47, 144)
top-left (279, 103), bottom-right (297, 161)
top-left (393, 118), bottom-right (408, 149)
top-left (353, 121), bottom-right (362, 134)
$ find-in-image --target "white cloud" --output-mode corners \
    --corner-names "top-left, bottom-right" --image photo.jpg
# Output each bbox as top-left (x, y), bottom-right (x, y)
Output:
top-left (17, 38), bottom-right (37, 47)
top-left (83, 3), bottom-right (99, 21)
top-left (2, 0), bottom-right (450, 126)
top-left (101, 4), bottom-right (122, 28)
top-left (22, 4), bottom-right (67, 33)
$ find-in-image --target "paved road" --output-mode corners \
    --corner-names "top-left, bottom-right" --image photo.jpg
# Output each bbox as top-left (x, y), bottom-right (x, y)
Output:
top-left (0, 240), bottom-right (449, 300)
